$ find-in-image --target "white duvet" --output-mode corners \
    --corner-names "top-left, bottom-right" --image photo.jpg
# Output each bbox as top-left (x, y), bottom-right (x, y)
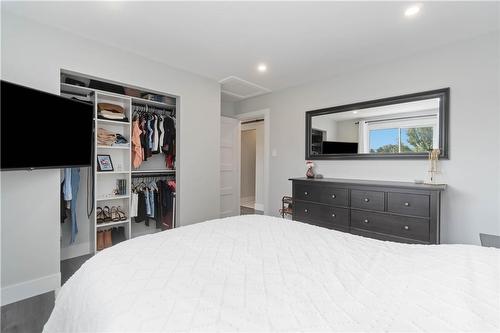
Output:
top-left (45, 215), bottom-right (500, 332)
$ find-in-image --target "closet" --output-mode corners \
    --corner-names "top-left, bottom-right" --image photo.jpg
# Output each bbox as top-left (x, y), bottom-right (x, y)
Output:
top-left (59, 70), bottom-right (178, 256)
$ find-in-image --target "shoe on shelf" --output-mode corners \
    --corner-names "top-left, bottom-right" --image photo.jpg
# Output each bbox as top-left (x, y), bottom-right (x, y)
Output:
top-left (96, 207), bottom-right (105, 224)
top-left (111, 227), bottom-right (126, 244)
top-left (103, 206), bottom-right (112, 222)
top-left (116, 206), bottom-right (127, 221)
top-left (97, 231), bottom-right (104, 251)
top-left (111, 206), bottom-right (120, 222)
top-left (104, 230), bottom-right (113, 248)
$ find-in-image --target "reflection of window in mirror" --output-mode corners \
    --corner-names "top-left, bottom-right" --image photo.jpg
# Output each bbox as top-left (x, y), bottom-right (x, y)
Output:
top-left (310, 97), bottom-right (440, 155)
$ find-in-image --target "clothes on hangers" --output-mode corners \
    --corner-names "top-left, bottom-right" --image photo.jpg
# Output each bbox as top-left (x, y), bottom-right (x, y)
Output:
top-left (62, 168), bottom-right (81, 243)
top-left (131, 177), bottom-right (175, 230)
top-left (152, 115), bottom-right (160, 154)
top-left (130, 191), bottom-right (139, 218)
top-left (131, 103), bottom-right (176, 168)
top-left (131, 120), bottom-right (143, 168)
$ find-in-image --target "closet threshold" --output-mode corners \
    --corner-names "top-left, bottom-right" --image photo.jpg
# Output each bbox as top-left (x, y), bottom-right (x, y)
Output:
top-left (96, 220), bottom-right (130, 228)
top-left (96, 195), bottom-right (130, 201)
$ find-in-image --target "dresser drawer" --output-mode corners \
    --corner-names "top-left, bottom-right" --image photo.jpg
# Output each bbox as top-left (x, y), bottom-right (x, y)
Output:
top-left (351, 210), bottom-right (429, 242)
top-left (294, 201), bottom-right (349, 229)
top-left (387, 192), bottom-right (430, 217)
top-left (294, 183), bottom-right (348, 206)
top-left (351, 190), bottom-right (385, 211)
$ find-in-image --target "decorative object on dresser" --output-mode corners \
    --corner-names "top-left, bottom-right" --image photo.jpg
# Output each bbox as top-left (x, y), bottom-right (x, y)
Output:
top-left (290, 177), bottom-right (446, 244)
top-left (305, 160), bottom-right (315, 178)
top-left (426, 148), bottom-right (441, 184)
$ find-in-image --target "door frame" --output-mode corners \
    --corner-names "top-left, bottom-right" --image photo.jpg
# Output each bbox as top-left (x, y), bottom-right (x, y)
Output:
top-left (236, 109), bottom-right (270, 215)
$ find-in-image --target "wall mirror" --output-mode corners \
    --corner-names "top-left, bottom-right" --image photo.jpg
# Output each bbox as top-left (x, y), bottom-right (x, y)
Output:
top-left (306, 88), bottom-right (449, 160)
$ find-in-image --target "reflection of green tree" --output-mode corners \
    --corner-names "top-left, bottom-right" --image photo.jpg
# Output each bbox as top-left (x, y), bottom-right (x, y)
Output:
top-left (370, 127), bottom-right (433, 153)
top-left (406, 127), bottom-right (433, 152)
top-left (371, 144), bottom-right (409, 153)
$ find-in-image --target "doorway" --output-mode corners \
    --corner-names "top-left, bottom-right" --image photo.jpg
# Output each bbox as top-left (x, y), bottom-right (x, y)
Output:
top-left (240, 119), bottom-right (264, 215)
top-left (219, 109), bottom-right (270, 218)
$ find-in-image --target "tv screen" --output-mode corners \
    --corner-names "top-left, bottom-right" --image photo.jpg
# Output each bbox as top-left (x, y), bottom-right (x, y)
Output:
top-left (322, 141), bottom-right (358, 154)
top-left (1, 81), bottom-right (93, 170)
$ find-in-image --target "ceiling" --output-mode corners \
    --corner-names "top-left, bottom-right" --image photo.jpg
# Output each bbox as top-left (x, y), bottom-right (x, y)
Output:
top-left (3, 2), bottom-right (499, 102)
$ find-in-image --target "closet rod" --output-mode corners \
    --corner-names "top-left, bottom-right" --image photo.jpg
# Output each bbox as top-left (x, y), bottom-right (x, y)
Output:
top-left (131, 173), bottom-right (176, 178)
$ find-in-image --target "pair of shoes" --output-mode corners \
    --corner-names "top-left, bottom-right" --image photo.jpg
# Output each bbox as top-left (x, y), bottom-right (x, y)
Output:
top-left (96, 230), bottom-right (113, 251)
top-left (96, 206), bottom-right (113, 224)
top-left (111, 206), bottom-right (127, 221)
top-left (96, 226), bottom-right (126, 250)
top-left (111, 226), bottom-right (126, 244)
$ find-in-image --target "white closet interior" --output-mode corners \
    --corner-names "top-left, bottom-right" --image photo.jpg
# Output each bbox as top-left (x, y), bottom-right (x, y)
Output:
top-left (60, 69), bottom-right (178, 258)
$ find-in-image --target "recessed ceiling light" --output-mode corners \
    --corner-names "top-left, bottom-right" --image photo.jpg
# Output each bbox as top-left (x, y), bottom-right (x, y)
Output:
top-left (257, 64), bottom-right (267, 73)
top-left (352, 111), bottom-right (358, 114)
top-left (405, 5), bottom-right (421, 17)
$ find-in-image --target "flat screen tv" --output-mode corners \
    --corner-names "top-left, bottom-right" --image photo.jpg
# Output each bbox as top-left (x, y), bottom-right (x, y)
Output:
top-left (1, 80), bottom-right (93, 170)
top-left (322, 141), bottom-right (358, 154)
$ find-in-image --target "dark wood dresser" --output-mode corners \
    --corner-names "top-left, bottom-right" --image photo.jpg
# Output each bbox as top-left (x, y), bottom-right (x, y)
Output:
top-left (290, 178), bottom-right (446, 244)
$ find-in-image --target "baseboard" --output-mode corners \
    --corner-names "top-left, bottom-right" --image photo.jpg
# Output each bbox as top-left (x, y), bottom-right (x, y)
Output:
top-left (1, 273), bottom-right (60, 306)
top-left (60, 241), bottom-right (91, 261)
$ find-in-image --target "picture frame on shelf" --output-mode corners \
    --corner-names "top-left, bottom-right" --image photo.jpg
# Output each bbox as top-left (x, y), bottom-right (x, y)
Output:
top-left (97, 154), bottom-right (114, 172)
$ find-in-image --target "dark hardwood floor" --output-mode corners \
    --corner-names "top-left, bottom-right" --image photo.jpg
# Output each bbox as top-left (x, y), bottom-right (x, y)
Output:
top-left (240, 206), bottom-right (264, 215)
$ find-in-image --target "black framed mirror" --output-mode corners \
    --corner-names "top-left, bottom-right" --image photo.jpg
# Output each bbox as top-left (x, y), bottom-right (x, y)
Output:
top-left (305, 88), bottom-right (449, 160)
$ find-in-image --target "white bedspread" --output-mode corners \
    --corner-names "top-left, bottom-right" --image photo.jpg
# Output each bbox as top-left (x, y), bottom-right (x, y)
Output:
top-left (44, 215), bottom-right (500, 332)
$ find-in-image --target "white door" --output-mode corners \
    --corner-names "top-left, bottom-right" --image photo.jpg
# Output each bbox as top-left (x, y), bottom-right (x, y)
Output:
top-left (220, 117), bottom-right (240, 217)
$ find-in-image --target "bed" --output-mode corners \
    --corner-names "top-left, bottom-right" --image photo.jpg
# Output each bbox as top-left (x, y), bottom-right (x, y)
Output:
top-left (44, 215), bottom-right (500, 332)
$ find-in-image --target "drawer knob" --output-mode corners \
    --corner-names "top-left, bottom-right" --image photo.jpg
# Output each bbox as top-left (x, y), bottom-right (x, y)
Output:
top-left (331, 194), bottom-right (336, 199)
top-left (304, 191), bottom-right (308, 196)
top-left (404, 202), bottom-right (410, 207)
top-left (363, 219), bottom-right (369, 224)
top-left (304, 209), bottom-right (308, 213)
top-left (364, 198), bottom-right (370, 203)
top-left (404, 225), bottom-right (409, 230)
top-left (331, 213), bottom-right (336, 218)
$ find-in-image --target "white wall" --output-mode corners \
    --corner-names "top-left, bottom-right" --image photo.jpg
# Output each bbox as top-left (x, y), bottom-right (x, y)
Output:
top-left (336, 120), bottom-right (358, 142)
top-left (1, 13), bottom-right (221, 304)
top-left (1, 170), bottom-right (61, 306)
top-left (221, 101), bottom-right (236, 117)
top-left (236, 32), bottom-right (500, 245)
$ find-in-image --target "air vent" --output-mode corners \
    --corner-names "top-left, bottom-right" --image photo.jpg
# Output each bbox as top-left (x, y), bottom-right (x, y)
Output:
top-left (219, 76), bottom-right (271, 100)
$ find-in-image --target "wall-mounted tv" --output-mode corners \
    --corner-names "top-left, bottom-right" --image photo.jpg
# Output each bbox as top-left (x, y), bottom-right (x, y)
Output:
top-left (1, 80), bottom-right (94, 170)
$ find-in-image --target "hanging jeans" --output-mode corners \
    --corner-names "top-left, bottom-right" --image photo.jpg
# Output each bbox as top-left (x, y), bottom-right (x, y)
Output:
top-left (69, 168), bottom-right (80, 244)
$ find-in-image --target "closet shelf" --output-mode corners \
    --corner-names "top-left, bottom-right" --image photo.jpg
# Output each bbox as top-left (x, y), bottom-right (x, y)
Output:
top-left (97, 145), bottom-right (130, 150)
top-left (96, 171), bottom-right (130, 175)
top-left (96, 195), bottom-right (130, 201)
top-left (61, 83), bottom-right (174, 109)
top-left (131, 169), bottom-right (175, 174)
top-left (96, 219), bottom-right (131, 228)
top-left (131, 96), bottom-right (176, 109)
top-left (97, 119), bottom-right (131, 126)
